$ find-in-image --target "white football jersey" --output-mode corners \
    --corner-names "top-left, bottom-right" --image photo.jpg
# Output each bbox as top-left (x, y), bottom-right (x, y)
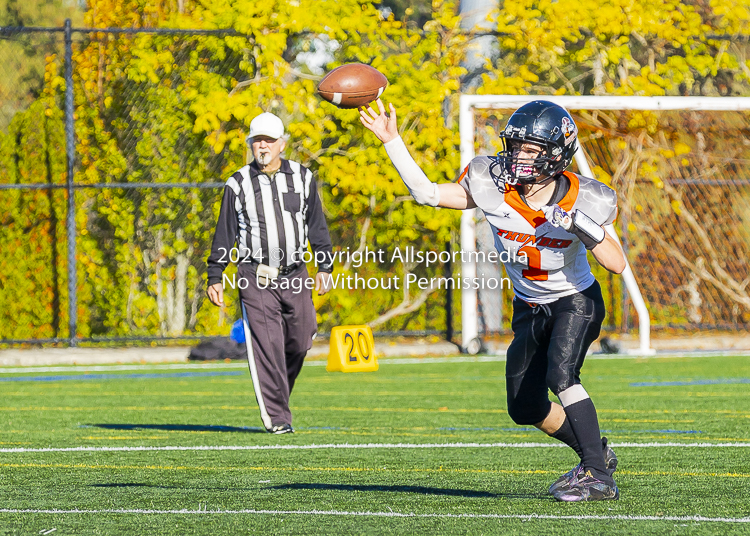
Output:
top-left (460, 157), bottom-right (618, 304)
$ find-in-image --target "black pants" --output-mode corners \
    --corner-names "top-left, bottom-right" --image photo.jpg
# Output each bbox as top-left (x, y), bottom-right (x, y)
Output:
top-left (505, 281), bottom-right (606, 425)
top-left (237, 262), bottom-right (317, 429)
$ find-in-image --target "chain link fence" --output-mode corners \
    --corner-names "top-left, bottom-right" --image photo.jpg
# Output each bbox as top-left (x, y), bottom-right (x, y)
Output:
top-left (473, 108), bottom-right (750, 334)
top-left (5, 23), bottom-right (747, 347)
top-left (1, 28), bottom-right (67, 344)
top-left (0, 24), bottom-right (251, 345)
top-left (71, 28), bottom-right (248, 344)
top-left (583, 110), bottom-right (750, 330)
top-left (0, 22), bottom-right (454, 347)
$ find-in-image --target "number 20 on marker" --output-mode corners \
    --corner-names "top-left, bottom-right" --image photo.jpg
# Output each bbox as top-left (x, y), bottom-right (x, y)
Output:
top-left (327, 325), bottom-right (378, 372)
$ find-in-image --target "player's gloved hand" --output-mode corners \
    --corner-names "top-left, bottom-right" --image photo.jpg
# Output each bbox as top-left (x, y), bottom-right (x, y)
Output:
top-left (541, 204), bottom-right (572, 230)
top-left (541, 204), bottom-right (605, 250)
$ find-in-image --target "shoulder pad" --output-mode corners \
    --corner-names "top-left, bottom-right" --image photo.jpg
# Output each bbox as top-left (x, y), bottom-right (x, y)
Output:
top-left (573, 174), bottom-right (618, 226)
top-left (467, 156), bottom-right (495, 181)
top-left (460, 156), bottom-right (506, 211)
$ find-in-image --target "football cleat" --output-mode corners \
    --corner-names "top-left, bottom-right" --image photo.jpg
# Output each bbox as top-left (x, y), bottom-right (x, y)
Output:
top-left (268, 424), bottom-right (295, 435)
top-left (552, 471), bottom-right (619, 502)
top-left (602, 437), bottom-right (618, 476)
top-left (549, 463), bottom-right (584, 495)
top-left (548, 437), bottom-right (618, 495)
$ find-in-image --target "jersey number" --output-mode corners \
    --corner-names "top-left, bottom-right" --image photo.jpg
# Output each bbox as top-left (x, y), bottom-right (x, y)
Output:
top-left (519, 246), bottom-right (548, 281)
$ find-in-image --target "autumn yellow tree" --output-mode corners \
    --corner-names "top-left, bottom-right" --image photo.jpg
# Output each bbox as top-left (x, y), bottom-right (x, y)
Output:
top-left (3, 0), bottom-right (750, 340)
top-left (57, 0), bottom-right (470, 339)
top-left (479, 0), bottom-right (750, 327)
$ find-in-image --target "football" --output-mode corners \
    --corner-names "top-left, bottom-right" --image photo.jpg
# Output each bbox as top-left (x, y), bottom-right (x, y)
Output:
top-left (317, 63), bottom-right (388, 109)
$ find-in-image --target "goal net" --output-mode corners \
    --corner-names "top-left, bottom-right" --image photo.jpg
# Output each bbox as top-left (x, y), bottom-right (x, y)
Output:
top-left (459, 95), bottom-right (750, 354)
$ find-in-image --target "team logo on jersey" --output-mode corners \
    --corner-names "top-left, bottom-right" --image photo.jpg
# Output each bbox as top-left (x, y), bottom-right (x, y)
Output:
top-left (561, 117), bottom-right (577, 146)
top-left (497, 229), bottom-right (572, 249)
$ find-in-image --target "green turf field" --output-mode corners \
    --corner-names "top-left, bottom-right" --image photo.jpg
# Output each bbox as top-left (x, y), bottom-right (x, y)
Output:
top-left (1, 354), bottom-right (749, 534)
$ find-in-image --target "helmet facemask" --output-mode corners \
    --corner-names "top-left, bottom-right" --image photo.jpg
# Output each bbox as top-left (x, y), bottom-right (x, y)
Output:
top-left (488, 101), bottom-right (579, 190)
top-left (492, 137), bottom-right (565, 187)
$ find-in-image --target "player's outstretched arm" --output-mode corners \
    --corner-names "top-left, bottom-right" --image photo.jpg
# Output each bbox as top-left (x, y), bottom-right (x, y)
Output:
top-left (359, 99), bottom-right (476, 210)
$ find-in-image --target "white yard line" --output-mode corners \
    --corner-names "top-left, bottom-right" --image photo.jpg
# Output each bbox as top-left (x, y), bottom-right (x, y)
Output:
top-left (2, 441), bottom-right (750, 454)
top-left (0, 508), bottom-right (747, 523)
top-left (0, 363), bottom-right (248, 374)
top-left (2, 350), bottom-right (749, 374)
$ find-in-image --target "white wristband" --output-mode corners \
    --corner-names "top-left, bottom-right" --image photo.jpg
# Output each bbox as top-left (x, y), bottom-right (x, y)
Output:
top-left (384, 136), bottom-right (440, 207)
top-left (572, 210), bottom-right (606, 243)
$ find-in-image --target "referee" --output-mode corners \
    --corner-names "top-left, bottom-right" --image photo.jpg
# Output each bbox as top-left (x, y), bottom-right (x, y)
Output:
top-left (206, 112), bottom-right (334, 434)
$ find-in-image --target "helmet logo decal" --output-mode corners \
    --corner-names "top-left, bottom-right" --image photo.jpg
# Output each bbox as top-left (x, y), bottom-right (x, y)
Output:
top-left (495, 101), bottom-right (578, 186)
top-left (504, 125), bottom-right (527, 137)
top-left (561, 117), bottom-right (577, 146)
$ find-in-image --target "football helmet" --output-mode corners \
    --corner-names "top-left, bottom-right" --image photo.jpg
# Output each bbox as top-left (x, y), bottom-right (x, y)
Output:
top-left (490, 100), bottom-right (579, 187)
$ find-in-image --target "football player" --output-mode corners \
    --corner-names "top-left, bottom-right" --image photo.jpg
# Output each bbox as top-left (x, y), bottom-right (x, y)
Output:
top-left (360, 99), bottom-right (625, 502)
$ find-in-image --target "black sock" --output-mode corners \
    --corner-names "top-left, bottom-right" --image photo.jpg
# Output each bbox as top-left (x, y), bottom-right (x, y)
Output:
top-left (563, 398), bottom-right (611, 482)
top-left (550, 417), bottom-right (583, 460)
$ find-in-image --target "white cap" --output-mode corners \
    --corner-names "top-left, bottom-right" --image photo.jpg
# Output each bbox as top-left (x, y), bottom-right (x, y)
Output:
top-left (246, 112), bottom-right (284, 142)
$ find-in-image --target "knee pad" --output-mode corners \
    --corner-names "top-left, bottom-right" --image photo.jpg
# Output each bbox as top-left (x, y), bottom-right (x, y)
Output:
top-left (507, 397), bottom-right (551, 425)
top-left (547, 368), bottom-right (576, 396)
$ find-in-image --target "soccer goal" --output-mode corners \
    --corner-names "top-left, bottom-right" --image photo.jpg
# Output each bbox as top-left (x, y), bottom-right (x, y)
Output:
top-left (459, 95), bottom-right (750, 355)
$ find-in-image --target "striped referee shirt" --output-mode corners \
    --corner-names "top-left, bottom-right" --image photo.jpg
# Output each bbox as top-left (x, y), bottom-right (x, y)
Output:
top-left (207, 159), bottom-right (333, 286)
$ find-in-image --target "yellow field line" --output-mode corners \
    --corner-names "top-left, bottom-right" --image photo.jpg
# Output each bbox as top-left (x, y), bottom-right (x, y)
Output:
top-left (605, 419), bottom-right (695, 423)
top-left (78, 436), bottom-right (170, 441)
top-left (1, 405), bottom-right (747, 418)
top-left (2, 462), bottom-right (749, 479)
top-left (619, 470), bottom-right (750, 478)
top-left (293, 407), bottom-right (508, 414)
top-left (598, 409), bottom-right (749, 415)
top-left (1, 392), bottom-right (237, 397)
top-left (0, 462), bottom-right (200, 471)
top-left (0, 406), bottom-right (507, 414)
top-left (0, 406), bottom-right (259, 412)
top-left (296, 391), bottom-right (497, 396)
top-left (613, 393), bottom-right (748, 398)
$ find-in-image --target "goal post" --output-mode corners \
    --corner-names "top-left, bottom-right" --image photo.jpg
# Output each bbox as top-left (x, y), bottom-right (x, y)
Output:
top-left (458, 94), bottom-right (750, 355)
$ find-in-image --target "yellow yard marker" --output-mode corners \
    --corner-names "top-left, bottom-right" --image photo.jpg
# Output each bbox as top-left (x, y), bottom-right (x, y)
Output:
top-left (327, 326), bottom-right (378, 372)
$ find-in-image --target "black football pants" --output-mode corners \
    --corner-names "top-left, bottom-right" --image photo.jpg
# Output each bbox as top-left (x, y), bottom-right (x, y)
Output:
top-left (237, 262), bottom-right (317, 429)
top-left (505, 281), bottom-right (606, 425)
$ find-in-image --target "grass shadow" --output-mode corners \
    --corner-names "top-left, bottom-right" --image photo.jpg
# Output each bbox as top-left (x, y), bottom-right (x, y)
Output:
top-left (269, 483), bottom-right (544, 499)
top-left (88, 482), bottom-right (545, 499)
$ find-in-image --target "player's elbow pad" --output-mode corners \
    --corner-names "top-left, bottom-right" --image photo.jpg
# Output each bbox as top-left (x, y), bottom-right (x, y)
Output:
top-left (411, 183), bottom-right (440, 206)
top-left (384, 137), bottom-right (441, 207)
